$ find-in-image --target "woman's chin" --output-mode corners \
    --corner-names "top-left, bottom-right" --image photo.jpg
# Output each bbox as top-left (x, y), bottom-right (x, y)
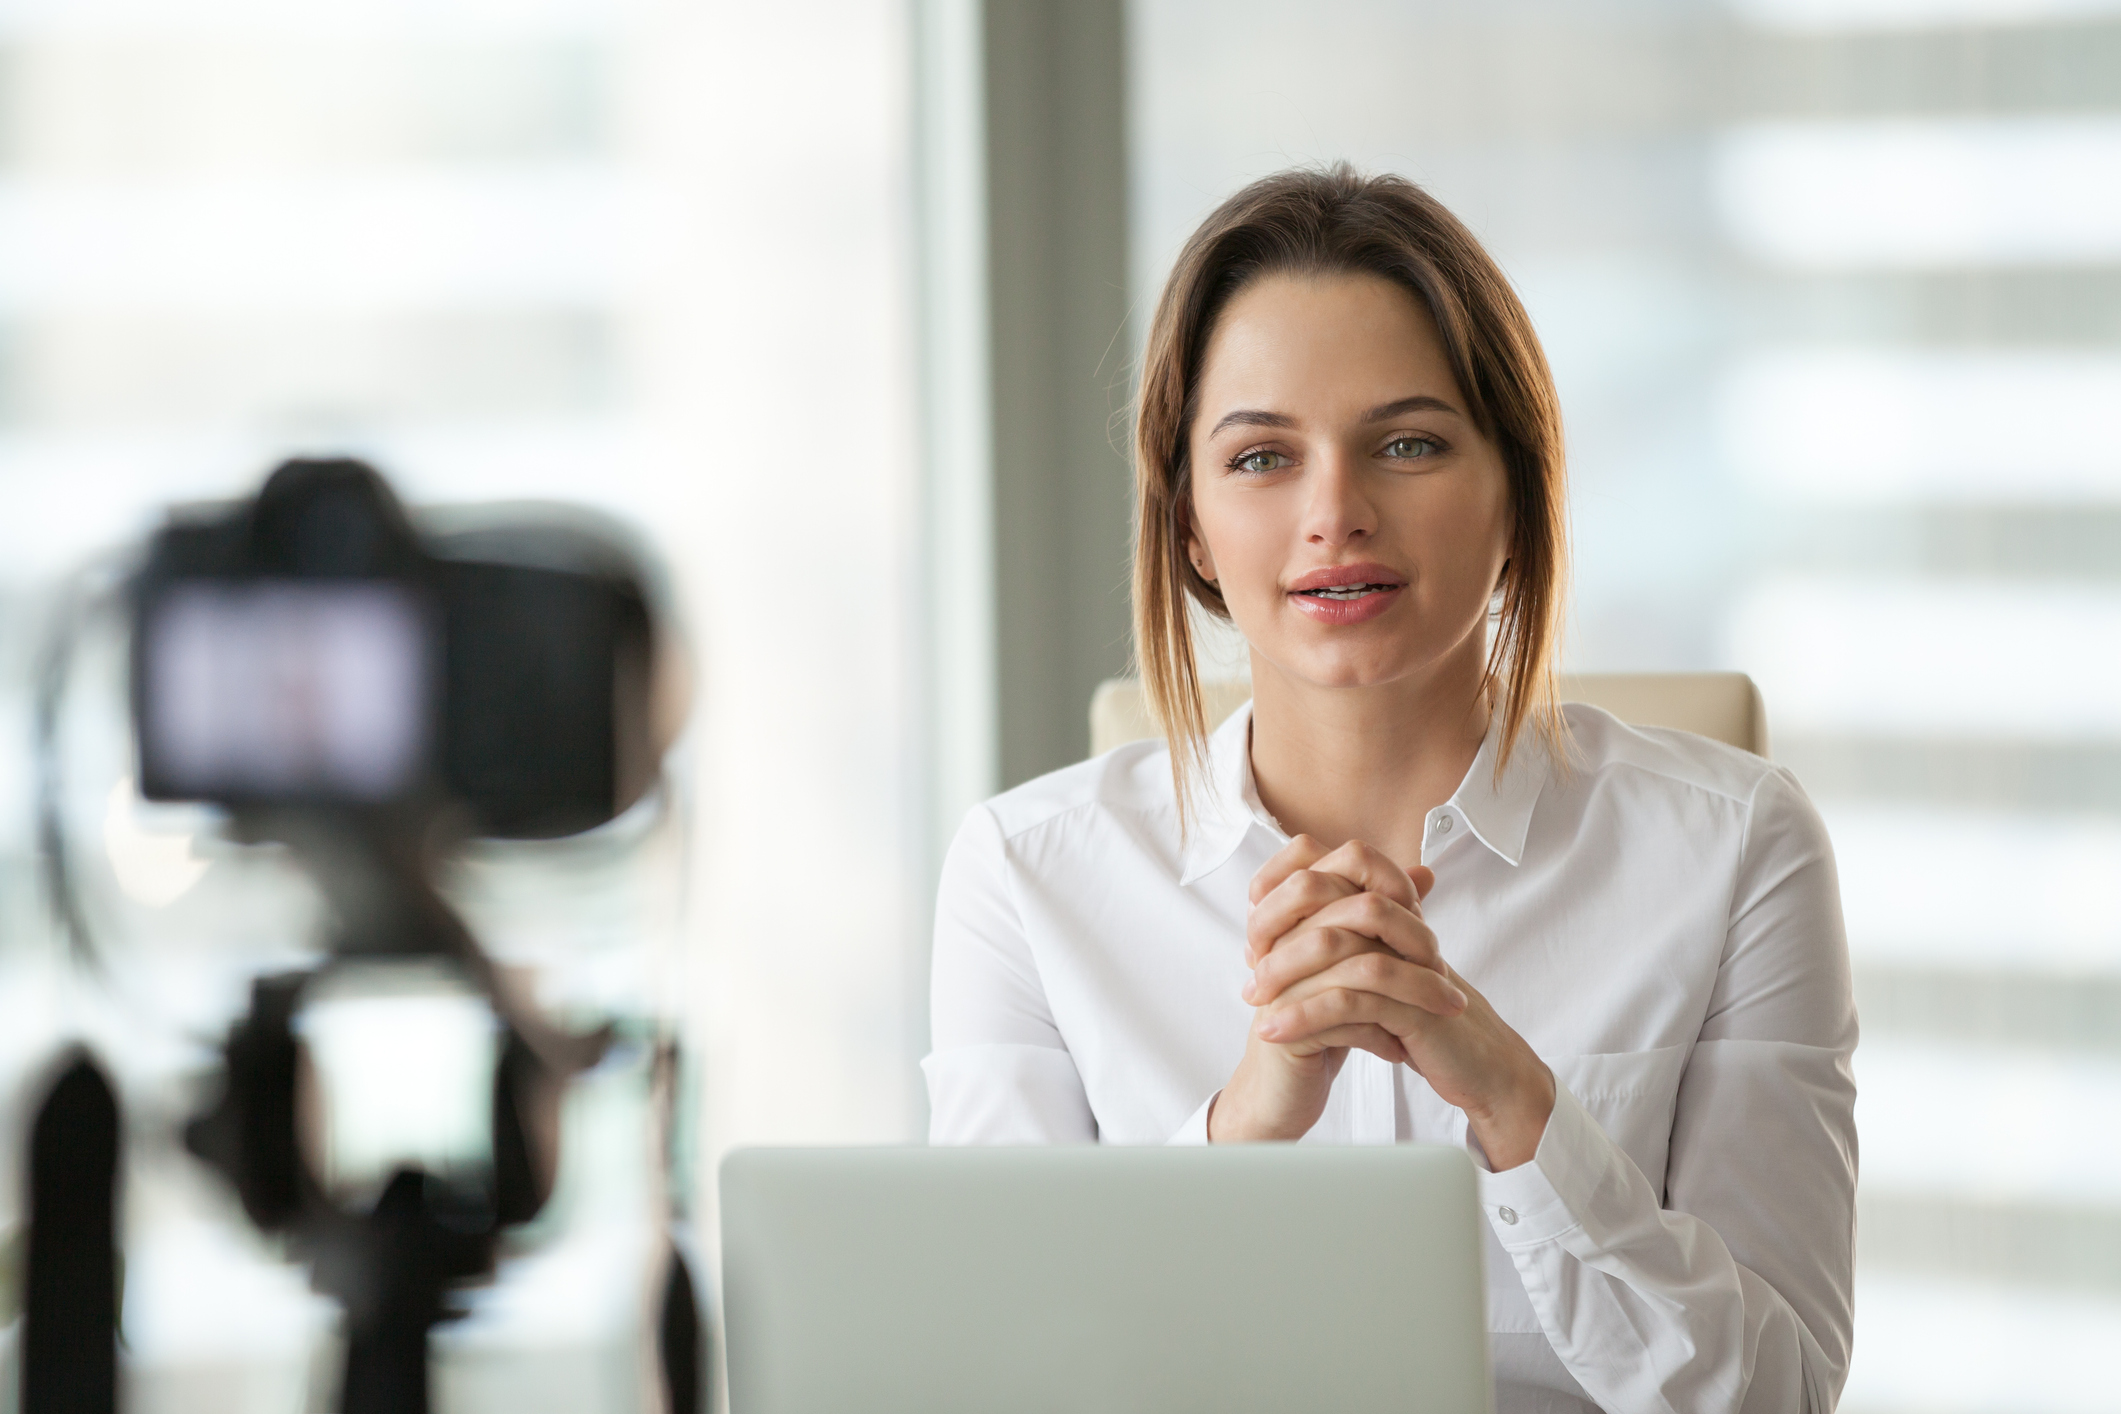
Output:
top-left (1252, 651), bottom-right (1428, 695)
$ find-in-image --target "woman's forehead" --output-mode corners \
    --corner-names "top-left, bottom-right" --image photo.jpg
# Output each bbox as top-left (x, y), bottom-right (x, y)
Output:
top-left (1196, 271), bottom-right (1463, 422)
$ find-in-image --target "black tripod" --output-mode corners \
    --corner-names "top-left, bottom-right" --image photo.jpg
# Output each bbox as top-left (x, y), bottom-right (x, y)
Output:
top-left (185, 815), bottom-right (598, 1414)
top-left (26, 457), bottom-right (704, 1411)
top-left (21, 1053), bottom-right (121, 1414)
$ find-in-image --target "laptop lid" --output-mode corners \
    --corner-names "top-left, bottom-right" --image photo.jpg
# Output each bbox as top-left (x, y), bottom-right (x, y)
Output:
top-left (719, 1144), bottom-right (1492, 1414)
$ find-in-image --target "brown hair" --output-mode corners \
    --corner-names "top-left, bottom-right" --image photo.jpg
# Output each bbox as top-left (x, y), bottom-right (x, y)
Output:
top-left (1132, 164), bottom-right (1569, 820)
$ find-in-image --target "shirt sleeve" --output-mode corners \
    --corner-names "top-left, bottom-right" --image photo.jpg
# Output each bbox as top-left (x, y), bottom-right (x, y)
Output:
top-left (1165, 1093), bottom-right (1215, 1146)
top-left (1475, 766), bottom-right (1858, 1414)
top-left (923, 804), bottom-right (1099, 1144)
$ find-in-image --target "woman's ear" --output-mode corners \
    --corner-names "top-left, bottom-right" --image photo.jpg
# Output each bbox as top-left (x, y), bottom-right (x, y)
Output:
top-left (1185, 532), bottom-right (1218, 584)
top-left (1179, 503), bottom-right (1218, 584)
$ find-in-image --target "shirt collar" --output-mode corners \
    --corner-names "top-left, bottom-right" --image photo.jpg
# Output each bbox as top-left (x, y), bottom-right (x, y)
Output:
top-left (1444, 710), bottom-right (1547, 869)
top-left (1177, 702), bottom-right (1265, 886)
top-left (1174, 697), bottom-right (1549, 886)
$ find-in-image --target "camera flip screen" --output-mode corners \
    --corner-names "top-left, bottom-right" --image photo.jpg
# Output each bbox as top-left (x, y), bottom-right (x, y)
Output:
top-left (141, 580), bottom-right (433, 803)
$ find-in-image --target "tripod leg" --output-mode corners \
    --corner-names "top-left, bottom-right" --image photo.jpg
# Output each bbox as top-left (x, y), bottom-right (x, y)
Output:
top-left (331, 1171), bottom-right (457, 1414)
top-left (23, 1055), bottom-right (120, 1414)
top-left (340, 1320), bottom-right (431, 1414)
top-left (659, 1245), bottom-right (704, 1414)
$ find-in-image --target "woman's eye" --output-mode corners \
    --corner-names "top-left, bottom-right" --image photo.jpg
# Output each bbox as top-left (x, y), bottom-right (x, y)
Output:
top-left (1383, 436), bottom-right (1439, 460)
top-left (1231, 449), bottom-right (1290, 474)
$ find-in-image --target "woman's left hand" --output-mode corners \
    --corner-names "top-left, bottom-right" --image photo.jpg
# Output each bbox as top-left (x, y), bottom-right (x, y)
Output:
top-left (1247, 838), bottom-right (1556, 1170)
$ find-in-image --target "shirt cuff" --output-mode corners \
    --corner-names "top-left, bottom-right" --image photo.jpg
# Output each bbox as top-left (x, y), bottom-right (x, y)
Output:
top-left (1471, 1080), bottom-right (1593, 1250)
top-left (1166, 1091), bottom-right (1218, 1146)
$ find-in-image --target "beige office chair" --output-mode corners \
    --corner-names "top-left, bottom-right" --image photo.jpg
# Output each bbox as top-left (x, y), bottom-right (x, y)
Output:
top-left (1088, 672), bottom-right (1768, 758)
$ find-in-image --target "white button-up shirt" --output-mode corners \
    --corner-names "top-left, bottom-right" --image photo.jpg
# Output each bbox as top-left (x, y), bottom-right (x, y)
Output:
top-left (924, 701), bottom-right (1857, 1414)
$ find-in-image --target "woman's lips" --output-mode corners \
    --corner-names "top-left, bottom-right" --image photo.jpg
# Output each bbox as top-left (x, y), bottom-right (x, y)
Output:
top-left (1288, 582), bottom-right (1404, 624)
top-left (1286, 562), bottom-right (1404, 592)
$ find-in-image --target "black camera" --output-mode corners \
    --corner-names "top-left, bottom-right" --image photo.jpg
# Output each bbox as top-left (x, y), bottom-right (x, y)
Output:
top-left (131, 456), bottom-right (661, 838)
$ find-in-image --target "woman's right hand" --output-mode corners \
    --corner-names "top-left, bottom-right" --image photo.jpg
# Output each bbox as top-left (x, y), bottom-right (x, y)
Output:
top-left (1207, 835), bottom-right (1457, 1143)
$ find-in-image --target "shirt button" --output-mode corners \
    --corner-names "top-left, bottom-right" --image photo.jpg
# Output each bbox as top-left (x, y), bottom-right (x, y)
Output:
top-left (1433, 815), bottom-right (1453, 835)
top-left (1496, 1205), bottom-right (1518, 1225)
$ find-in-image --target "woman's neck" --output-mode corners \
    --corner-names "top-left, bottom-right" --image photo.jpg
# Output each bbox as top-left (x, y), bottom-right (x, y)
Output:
top-left (1246, 646), bottom-right (1491, 872)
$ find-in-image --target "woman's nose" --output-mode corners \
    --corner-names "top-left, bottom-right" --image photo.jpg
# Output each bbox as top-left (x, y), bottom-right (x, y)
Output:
top-left (1301, 453), bottom-right (1377, 547)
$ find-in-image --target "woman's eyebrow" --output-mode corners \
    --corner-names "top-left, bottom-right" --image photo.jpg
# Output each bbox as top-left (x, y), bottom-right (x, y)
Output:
top-left (1360, 394), bottom-right (1460, 422)
top-left (1205, 408), bottom-right (1297, 437)
top-left (1207, 396), bottom-right (1461, 439)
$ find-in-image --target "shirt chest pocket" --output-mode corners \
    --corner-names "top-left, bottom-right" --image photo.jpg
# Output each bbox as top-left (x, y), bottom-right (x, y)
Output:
top-left (1547, 1043), bottom-right (1691, 1199)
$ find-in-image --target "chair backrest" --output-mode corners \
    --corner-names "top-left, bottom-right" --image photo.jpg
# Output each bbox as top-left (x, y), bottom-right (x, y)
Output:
top-left (1088, 672), bottom-right (1769, 758)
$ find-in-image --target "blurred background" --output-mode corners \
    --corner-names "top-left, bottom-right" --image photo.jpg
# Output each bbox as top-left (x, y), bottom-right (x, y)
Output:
top-left (0, 0), bottom-right (2115, 1411)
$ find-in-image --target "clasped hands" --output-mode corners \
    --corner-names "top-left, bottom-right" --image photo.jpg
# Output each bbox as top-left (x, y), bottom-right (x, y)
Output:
top-left (1206, 835), bottom-right (1556, 1170)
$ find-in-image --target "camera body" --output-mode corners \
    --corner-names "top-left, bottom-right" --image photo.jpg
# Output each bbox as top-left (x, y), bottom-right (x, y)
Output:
top-left (131, 457), bottom-right (659, 838)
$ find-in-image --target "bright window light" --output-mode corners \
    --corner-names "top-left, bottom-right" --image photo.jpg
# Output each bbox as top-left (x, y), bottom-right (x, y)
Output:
top-left (1728, 0), bottom-right (2121, 31)
top-left (1859, 1043), bottom-right (2121, 1204)
top-left (0, 166), bottom-right (634, 315)
top-left (1716, 119), bottom-right (2121, 268)
top-left (1826, 805), bottom-right (2121, 972)
top-left (1726, 577), bottom-right (2121, 738)
top-left (1718, 349), bottom-right (2121, 503)
top-left (0, 0), bottom-right (621, 40)
top-left (1844, 1275), bottom-right (2121, 1414)
top-left (121, 1219), bottom-right (334, 1371)
top-left (0, 417), bottom-right (646, 584)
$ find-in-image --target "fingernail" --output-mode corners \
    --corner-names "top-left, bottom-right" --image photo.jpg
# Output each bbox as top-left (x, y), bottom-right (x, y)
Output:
top-left (1241, 978), bottom-right (1256, 1003)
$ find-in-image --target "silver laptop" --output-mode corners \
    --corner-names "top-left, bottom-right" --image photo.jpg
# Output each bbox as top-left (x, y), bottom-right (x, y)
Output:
top-left (719, 1145), bottom-right (1491, 1414)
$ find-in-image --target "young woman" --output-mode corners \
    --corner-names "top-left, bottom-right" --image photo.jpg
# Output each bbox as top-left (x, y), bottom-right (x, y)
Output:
top-left (923, 166), bottom-right (1857, 1414)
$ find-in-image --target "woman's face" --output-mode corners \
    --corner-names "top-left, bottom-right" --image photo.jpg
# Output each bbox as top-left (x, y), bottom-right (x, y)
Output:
top-left (1186, 271), bottom-right (1512, 695)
